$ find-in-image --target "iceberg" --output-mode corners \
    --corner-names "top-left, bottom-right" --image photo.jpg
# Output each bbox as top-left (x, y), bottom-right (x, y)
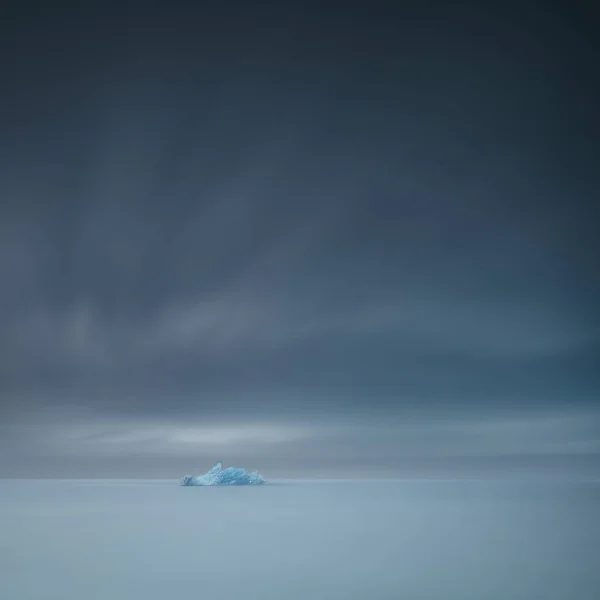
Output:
top-left (180, 462), bottom-right (266, 486)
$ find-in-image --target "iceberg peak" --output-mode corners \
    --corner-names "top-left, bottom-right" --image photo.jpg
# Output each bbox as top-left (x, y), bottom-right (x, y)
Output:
top-left (180, 462), bottom-right (266, 486)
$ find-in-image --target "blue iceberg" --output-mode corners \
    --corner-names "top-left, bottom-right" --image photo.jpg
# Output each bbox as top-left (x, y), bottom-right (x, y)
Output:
top-left (180, 462), bottom-right (266, 486)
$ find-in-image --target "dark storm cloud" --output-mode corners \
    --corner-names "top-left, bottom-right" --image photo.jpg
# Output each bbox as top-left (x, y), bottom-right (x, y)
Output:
top-left (1, 1), bottom-right (599, 475)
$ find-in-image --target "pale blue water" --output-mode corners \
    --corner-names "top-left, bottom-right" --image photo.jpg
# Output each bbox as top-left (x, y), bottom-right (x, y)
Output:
top-left (1, 479), bottom-right (599, 599)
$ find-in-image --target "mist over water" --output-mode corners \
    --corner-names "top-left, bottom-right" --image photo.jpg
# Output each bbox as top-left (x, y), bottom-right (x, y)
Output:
top-left (1, 479), bottom-right (599, 600)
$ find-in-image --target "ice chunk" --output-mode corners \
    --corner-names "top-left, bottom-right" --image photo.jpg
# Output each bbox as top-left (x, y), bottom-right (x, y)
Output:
top-left (180, 462), bottom-right (266, 486)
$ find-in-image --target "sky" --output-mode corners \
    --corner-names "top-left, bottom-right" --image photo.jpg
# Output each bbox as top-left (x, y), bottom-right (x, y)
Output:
top-left (0, 1), bottom-right (599, 477)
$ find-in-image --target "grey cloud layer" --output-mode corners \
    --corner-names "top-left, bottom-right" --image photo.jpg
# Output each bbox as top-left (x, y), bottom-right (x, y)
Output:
top-left (1, 2), bottom-right (599, 475)
top-left (2, 407), bottom-right (599, 478)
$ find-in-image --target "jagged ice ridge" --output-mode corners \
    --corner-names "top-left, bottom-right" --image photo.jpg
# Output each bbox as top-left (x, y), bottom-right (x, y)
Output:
top-left (180, 462), bottom-right (266, 486)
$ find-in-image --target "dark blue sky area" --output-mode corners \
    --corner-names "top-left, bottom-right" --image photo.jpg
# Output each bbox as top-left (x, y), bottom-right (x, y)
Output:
top-left (1, 1), bottom-right (598, 476)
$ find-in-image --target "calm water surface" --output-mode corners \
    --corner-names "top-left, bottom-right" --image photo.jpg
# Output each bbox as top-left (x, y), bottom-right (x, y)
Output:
top-left (1, 479), bottom-right (599, 599)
